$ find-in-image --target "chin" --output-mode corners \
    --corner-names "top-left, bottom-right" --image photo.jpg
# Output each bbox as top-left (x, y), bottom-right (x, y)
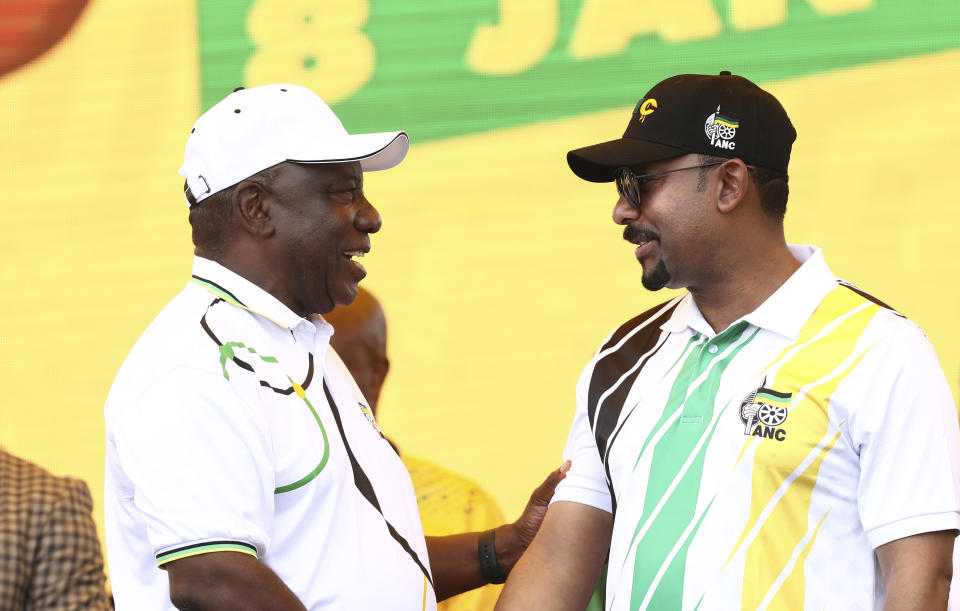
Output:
top-left (330, 284), bottom-right (360, 309)
top-left (641, 261), bottom-right (672, 292)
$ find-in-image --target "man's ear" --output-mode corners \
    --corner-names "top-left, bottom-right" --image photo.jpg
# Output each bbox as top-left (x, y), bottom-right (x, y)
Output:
top-left (715, 159), bottom-right (751, 215)
top-left (233, 181), bottom-right (275, 238)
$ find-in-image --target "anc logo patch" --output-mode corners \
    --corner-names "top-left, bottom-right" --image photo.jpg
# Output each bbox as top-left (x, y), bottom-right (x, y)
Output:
top-left (705, 106), bottom-right (739, 150)
top-left (740, 377), bottom-right (792, 441)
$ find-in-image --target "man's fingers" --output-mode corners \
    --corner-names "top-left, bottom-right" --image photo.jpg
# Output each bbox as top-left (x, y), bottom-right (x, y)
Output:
top-left (529, 461), bottom-right (572, 503)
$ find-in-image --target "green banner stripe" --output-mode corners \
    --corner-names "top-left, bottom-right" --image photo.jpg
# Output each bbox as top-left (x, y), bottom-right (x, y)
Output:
top-left (756, 388), bottom-right (792, 401)
top-left (196, 0), bottom-right (960, 143)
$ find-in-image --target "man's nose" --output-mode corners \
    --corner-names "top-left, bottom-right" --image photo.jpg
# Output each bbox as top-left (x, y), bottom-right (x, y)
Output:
top-left (356, 195), bottom-right (382, 234)
top-left (612, 194), bottom-right (639, 226)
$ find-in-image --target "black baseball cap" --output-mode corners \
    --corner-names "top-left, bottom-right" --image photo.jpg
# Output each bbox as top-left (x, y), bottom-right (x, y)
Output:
top-left (567, 71), bottom-right (796, 182)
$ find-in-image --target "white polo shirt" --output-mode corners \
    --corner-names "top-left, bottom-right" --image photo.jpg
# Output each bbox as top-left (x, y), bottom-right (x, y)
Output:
top-left (105, 257), bottom-right (436, 610)
top-left (553, 245), bottom-right (960, 610)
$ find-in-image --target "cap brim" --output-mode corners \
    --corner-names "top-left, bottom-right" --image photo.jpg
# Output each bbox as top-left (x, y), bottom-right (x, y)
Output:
top-left (288, 131), bottom-right (409, 171)
top-left (567, 138), bottom-right (688, 182)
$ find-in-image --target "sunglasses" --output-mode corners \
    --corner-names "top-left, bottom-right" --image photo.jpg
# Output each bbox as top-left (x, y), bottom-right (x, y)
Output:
top-left (614, 161), bottom-right (724, 209)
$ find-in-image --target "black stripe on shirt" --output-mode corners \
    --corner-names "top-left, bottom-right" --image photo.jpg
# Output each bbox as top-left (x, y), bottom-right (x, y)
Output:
top-left (321, 378), bottom-right (434, 589)
top-left (587, 299), bottom-right (680, 434)
top-left (200, 302), bottom-right (314, 393)
top-left (193, 275), bottom-right (246, 306)
top-left (836, 279), bottom-right (905, 318)
top-left (587, 299), bottom-right (679, 515)
top-left (157, 539), bottom-right (257, 558)
top-left (756, 387), bottom-right (792, 400)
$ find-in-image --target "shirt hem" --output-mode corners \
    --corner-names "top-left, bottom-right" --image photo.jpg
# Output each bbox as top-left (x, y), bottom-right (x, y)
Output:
top-left (550, 490), bottom-right (613, 514)
top-left (156, 539), bottom-right (259, 568)
top-left (866, 511), bottom-right (960, 549)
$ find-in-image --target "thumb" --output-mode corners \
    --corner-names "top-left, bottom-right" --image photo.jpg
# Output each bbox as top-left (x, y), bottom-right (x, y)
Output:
top-left (529, 460), bottom-right (571, 504)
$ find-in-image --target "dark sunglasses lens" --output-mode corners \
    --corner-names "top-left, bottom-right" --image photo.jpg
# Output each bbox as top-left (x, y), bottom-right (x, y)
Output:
top-left (616, 170), bottom-right (640, 208)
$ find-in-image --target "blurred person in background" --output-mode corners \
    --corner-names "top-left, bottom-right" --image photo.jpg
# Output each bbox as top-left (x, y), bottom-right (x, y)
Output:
top-left (0, 448), bottom-right (111, 610)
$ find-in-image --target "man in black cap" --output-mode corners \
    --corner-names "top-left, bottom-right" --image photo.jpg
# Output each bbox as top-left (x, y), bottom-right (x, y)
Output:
top-left (496, 73), bottom-right (959, 610)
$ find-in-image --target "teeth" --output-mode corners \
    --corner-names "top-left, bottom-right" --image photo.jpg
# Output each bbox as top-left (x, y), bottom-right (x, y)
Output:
top-left (344, 250), bottom-right (365, 257)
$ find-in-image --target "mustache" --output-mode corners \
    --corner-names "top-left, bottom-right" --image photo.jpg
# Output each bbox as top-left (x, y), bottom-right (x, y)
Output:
top-left (623, 225), bottom-right (659, 244)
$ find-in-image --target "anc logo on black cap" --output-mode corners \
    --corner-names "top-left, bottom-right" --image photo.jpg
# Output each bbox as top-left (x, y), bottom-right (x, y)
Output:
top-left (705, 106), bottom-right (739, 151)
top-left (633, 98), bottom-right (657, 123)
top-left (739, 376), bottom-right (792, 441)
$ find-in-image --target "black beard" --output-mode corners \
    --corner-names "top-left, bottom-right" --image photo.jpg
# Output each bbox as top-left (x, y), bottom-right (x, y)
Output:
top-left (641, 259), bottom-right (671, 291)
top-left (624, 226), bottom-right (669, 290)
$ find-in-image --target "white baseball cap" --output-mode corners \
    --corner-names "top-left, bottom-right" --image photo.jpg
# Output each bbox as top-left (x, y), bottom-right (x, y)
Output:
top-left (179, 83), bottom-right (409, 205)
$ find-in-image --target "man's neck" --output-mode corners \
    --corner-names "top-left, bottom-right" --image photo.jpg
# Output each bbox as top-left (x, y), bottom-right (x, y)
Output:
top-left (688, 244), bottom-right (801, 334)
top-left (197, 247), bottom-right (311, 319)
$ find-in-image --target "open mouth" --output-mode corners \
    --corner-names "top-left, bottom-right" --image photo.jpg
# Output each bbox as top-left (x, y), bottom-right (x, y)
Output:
top-left (623, 225), bottom-right (658, 247)
top-left (625, 230), bottom-right (659, 260)
top-left (634, 241), bottom-right (656, 259)
top-left (343, 249), bottom-right (368, 276)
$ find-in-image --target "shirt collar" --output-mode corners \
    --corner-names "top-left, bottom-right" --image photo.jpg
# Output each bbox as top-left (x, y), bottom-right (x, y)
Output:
top-left (190, 257), bottom-right (329, 332)
top-left (661, 245), bottom-right (836, 340)
top-left (661, 295), bottom-right (708, 335)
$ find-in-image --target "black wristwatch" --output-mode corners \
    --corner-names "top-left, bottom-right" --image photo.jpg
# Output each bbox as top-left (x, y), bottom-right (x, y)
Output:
top-left (477, 528), bottom-right (508, 584)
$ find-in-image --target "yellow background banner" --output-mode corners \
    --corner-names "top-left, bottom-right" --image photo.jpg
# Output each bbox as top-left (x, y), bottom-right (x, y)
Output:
top-left (1, 0), bottom-right (957, 571)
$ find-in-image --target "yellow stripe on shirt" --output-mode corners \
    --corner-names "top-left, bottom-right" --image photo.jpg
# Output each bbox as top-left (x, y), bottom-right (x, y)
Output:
top-left (733, 287), bottom-right (879, 610)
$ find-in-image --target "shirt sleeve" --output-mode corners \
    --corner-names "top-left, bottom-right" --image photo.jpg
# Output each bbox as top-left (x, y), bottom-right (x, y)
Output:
top-left (850, 319), bottom-right (960, 549)
top-left (110, 365), bottom-right (276, 566)
top-left (551, 356), bottom-right (614, 514)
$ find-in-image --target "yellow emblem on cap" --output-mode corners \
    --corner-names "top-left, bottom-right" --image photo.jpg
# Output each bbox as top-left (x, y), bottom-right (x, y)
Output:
top-left (637, 98), bottom-right (658, 123)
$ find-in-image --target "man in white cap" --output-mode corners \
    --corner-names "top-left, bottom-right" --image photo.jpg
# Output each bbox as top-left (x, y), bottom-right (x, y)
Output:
top-left (104, 84), bottom-right (563, 610)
